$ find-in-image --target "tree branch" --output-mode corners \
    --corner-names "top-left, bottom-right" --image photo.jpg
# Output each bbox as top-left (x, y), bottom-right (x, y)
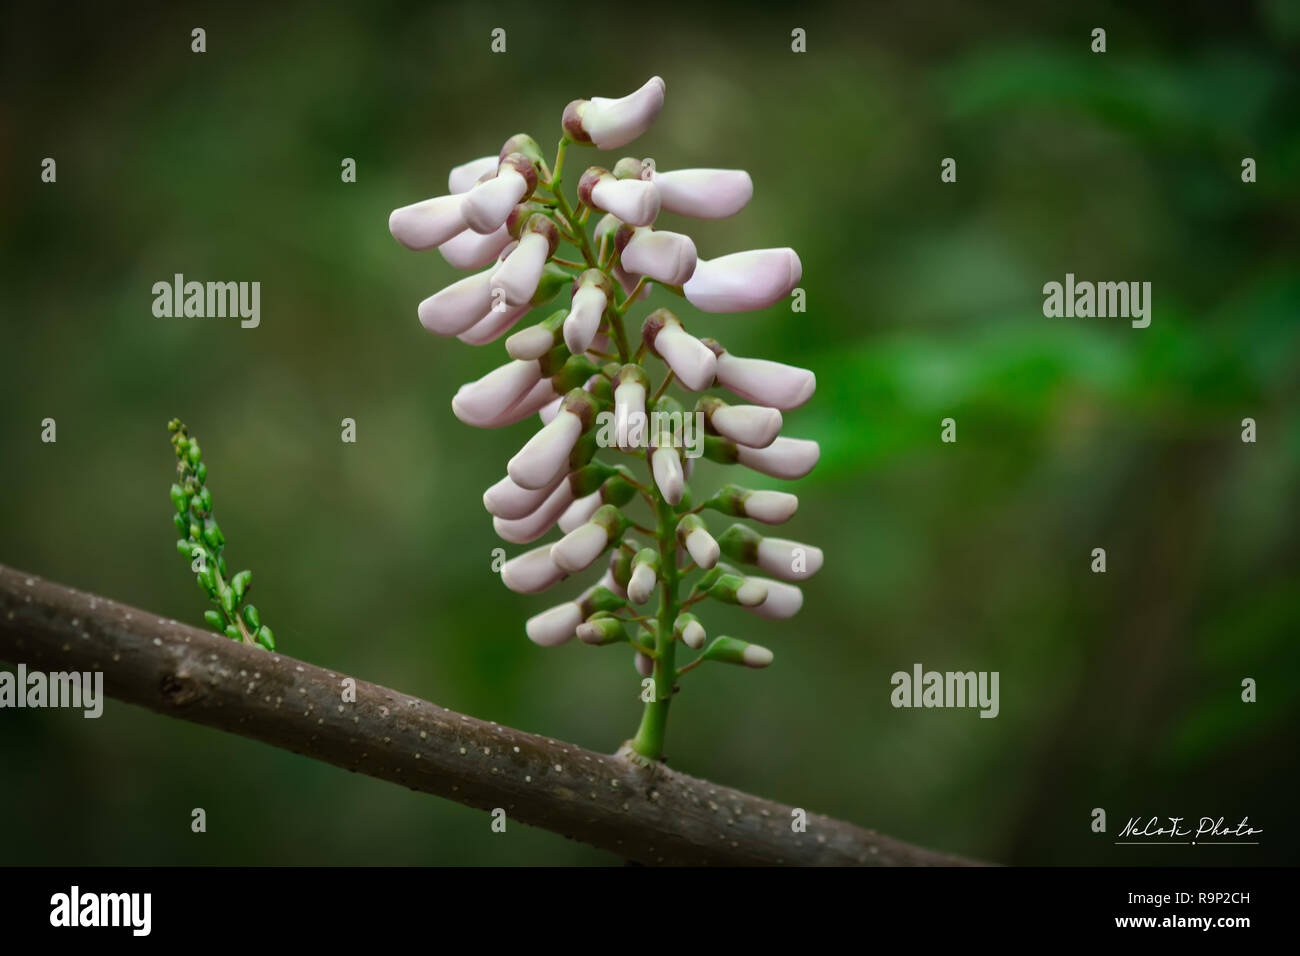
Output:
top-left (0, 563), bottom-right (976, 866)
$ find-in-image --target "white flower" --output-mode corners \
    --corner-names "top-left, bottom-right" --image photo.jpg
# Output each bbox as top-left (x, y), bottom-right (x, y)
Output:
top-left (740, 490), bottom-right (799, 524)
top-left (447, 155), bottom-right (499, 194)
top-left (558, 489), bottom-right (601, 532)
top-left (743, 577), bottom-right (803, 620)
top-left (457, 302), bottom-right (529, 346)
top-left (491, 218), bottom-right (556, 305)
top-left (389, 194), bottom-right (469, 251)
top-left (492, 479), bottom-right (576, 544)
top-left (578, 169), bottom-right (660, 226)
top-left (676, 615), bottom-right (706, 649)
top-left (481, 378), bottom-right (561, 428)
top-left (680, 525), bottom-right (719, 570)
top-left (651, 168), bottom-right (753, 219)
top-left (700, 398), bottom-right (782, 448)
top-left (551, 520), bottom-right (610, 573)
top-left (683, 248), bottom-right (802, 312)
top-left (483, 470), bottom-right (567, 520)
top-left (612, 366), bottom-right (649, 449)
top-left (525, 601), bottom-right (583, 646)
top-left (439, 225), bottom-right (512, 270)
top-left (618, 227), bottom-right (698, 286)
top-left (501, 543), bottom-right (568, 594)
top-left (755, 537), bottom-right (824, 582)
top-left (563, 76), bottom-right (666, 150)
top-left (451, 358), bottom-right (543, 427)
top-left (651, 446), bottom-right (684, 504)
top-left (417, 263), bottom-right (500, 336)
top-left (736, 437), bottom-right (821, 480)
top-left (643, 310), bottom-right (716, 391)
top-left (564, 273), bottom-right (610, 354)
top-left (626, 560), bottom-right (657, 605)
top-left (508, 401), bottom-right (587, 489)
top-left (461, 158), bottom-right (533, 234)
top-left (709, 343), bottom-right (816, 410)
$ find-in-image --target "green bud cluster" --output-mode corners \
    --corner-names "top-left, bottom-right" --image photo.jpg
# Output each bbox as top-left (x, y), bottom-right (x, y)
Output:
top-left (167, 419), bottom-right (275, 651)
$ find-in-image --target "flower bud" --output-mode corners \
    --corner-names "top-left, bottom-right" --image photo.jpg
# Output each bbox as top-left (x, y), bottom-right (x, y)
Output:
top-left (492, 478), bottom-right (576, 544)
top-left (676, 514), bottom-right (719, 569)
top-left (717, 523), bottom-right (823, 582)
top-left (578, 167), bottom-right (660, 226)
top-left (492, 215), bottom-right (558, 306)
top-left (704, 484), bottom-right (800, 525)
top-left (642, 309), bottom-right (717, 391)
top-left (736, 436), bottom-right (820, 480)
top-left (650, 167), bottom-right (753, 219)
top-left (701, 635), bottom-right (773, 668)
top-left (483, 467), bottom-right (567, 520)
top-left (562, 76), bottom-right (665, 150)
top-left (651, 445), bottom-right (684, 505)
top-left (508, 389), bottom-right (600, 489)
top-left (634, 650), bottom-right (655, 677)
top-left (451, 357), bottom-right (544, 427)
top-left (700, 339), bottom-right (816, 409)
top-left (577, 613), bottom-right (627, 646)
top-left (627, 547), bottom-right (660, 604)
top-left (743, 576), bottom-right (804, 620)
top-left (564, 269), bottom-right (612, 354)
top-left (707, 573), bottom-right (768, 607)
top-left (683, 248), bottom-right (801, 312)
top-left (439, 224), bottom-right (513, 270)
top-left (558, 489), bottom-right (601, 532)
top-left (551, 503), bottom-right (627, 573)
top-left (696, 396), bottom-right (782, 448)
top-left (448, 155), bottom-right (500, 194)
top-left (418, 263), bottom-right (500, 336)
top-left (506, 308), bottom-right (568, 361)
top-left (612, 364), bottom-right (650, 449)
top-left (389, 194), bottom-right (468, 251)
top-left (461, 154), bottom-right (537, 234)
top-left (525, 601), bottom-right (583, 647)
top-left (457, 301), bottom-right (530, 345)
top-left (525, 581), bottom-right (625, 646)
top-left (617, 225), bottom-right (697, 286)
top-left (673, 612), bottom-right (706, 650)
top-left (501, 542), bottom-right (568, 594)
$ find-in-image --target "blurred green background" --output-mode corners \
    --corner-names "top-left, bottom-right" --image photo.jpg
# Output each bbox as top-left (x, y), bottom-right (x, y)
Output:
top-left (1, 0), bottom-right (1297, 865)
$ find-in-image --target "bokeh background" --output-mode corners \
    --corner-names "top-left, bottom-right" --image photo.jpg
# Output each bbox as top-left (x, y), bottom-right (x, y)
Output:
top-left (1, 0), bottom-right (1297, 865)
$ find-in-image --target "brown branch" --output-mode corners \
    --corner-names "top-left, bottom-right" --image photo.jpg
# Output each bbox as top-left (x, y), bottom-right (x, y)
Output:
top-left (0, 563), bottom-right (977, 866)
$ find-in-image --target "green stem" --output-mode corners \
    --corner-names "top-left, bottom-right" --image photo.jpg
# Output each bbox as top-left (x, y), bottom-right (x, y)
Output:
top-left (630, 493), bottom-right (679, 761)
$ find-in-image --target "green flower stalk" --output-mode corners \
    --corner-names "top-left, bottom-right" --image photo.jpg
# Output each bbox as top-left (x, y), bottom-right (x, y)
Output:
top-left (389, 77), bottom-right (822, 762)
top-left (167, 419), bottom-right (275, 651)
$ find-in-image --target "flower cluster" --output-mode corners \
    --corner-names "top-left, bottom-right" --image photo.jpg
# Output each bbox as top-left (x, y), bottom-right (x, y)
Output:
top-left (389, 77), bottom-right (821, 761)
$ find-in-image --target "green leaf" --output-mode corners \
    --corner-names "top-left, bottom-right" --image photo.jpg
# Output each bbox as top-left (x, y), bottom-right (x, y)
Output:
top-left (242, 604), bottom-right (260, 629)
top-left (170, 484), bottom-right (188, 514)
top-left (255, 625), bottom-right (275, 651)
top-left (204, 610), bottom-right (224, 629)
top-left (231, 570), bottom-right (252, 601)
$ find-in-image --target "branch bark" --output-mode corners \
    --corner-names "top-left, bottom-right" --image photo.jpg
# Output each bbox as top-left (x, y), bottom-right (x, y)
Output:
top-left (0, 563), bottom-right (976, 866)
